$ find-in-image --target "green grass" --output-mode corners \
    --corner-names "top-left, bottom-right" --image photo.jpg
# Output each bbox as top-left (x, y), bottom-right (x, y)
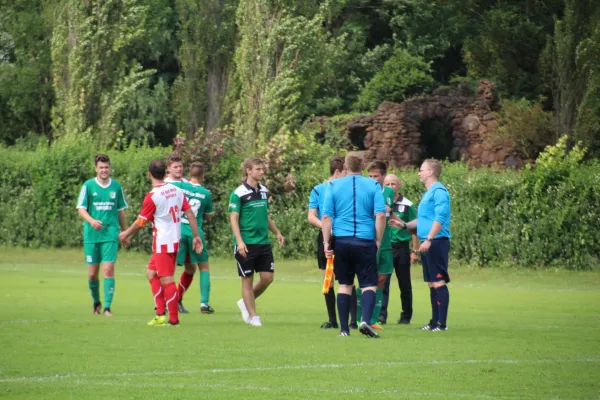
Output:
top-left (1, 248), bottom-right (599, 400)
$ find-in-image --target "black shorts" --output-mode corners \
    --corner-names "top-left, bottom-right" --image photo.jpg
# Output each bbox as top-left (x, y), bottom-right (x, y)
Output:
top-left (235, 244), bottom-right (274, 277)
top-left (421, 238), bottom-right (450, 283)
top-left (316, 231), bottom-right (326, 270)
top-left (333, 237), bottom-right (378, 287)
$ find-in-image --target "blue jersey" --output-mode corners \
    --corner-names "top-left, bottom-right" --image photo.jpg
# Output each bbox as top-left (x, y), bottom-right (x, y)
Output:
top-left (308, 182), bottom-right (329, 220)
top-left (322, 175), bottom-right (386, 240)
top-left (417, 182), bottom-right (452, 240)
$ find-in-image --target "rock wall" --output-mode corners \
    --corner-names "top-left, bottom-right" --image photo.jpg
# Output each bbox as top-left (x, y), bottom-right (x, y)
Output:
top-left (343, 80), bottom-right (520, 168)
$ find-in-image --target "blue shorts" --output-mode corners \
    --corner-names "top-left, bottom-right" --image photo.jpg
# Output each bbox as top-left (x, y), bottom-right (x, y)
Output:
top-left (333, 237), bottom-right (378, 288)
top-left (421, 238), bottom-right (450, 283)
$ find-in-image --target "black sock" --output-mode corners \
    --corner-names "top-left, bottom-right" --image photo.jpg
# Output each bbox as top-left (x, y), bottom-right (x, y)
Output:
top-left (350, 288), bottom-right (357, 325)
top-left (325, 288), bottom-right (337, 324)
top-left (435, 286), bottom-right (449, 326)
top-left (337, 293), bottom-right (351, 332)
top-left (430, 287), bottom-right (439, 325)
top-left (361, 289), bottom-right (376, 325)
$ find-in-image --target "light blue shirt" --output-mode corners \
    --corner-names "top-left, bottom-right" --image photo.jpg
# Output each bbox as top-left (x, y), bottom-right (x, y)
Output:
top-left (308, 182), bottom-right (329, 220)
top-left (322, 175), bottom-right (386, 240)
top-left (417, 182), bottom-right (452, 240)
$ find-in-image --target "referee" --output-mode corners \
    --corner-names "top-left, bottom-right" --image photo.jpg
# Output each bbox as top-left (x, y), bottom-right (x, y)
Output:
top-left (322, 153), bottom-right (386, 338)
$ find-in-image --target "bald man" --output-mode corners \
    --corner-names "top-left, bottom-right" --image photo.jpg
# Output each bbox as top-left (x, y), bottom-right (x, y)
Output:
top-left (379, 174), bottom-right (420, 325)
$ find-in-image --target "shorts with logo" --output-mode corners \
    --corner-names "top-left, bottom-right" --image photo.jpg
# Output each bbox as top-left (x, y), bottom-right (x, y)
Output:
top-left (84, 241), bottom-right (119, 265)
top-left (421, 238), bottom-right (450, 283)
top-left (177, 231), bottom-right (209, 265)
top-left (377, 248), bottom-right (394, 274)
top-left (235, 244), bottom-right (274, 277)
top-left (333, 237), bottom-right (378, 288)
top-left (148, 252), bottom-right (177, 278)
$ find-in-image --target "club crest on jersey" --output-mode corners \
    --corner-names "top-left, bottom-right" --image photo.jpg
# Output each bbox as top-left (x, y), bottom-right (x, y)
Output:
top-left (261, 192), bottom-right (267, 200)
top-left (92, 192), bottom-right (98, 196)
top-left (110, 192), bottom-right (116, 199)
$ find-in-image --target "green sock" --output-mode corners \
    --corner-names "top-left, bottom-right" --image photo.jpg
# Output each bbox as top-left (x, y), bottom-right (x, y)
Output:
top-left (104, 278), bottom-right (115, 308)
top-left (200, 271), bottom-right (210, 304)
top-left (355, 287), bottom-right (362, 323)
top-left (370, 288), bottom-right (384, 325)
top-left (88, 279), bottom-right (100, 304)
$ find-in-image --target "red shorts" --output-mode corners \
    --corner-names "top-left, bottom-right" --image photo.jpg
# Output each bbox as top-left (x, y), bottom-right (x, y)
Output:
top-left (147, 252), bottom-right (177, 277)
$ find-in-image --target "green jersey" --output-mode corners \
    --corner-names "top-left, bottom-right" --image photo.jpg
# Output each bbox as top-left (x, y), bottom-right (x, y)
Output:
top-left (379, 185), bottom-right (395, 250)
top-left (76, 178), bottom-right (128, 243)
top-left (170, 181), bottom-right (213, 237)
top-left (390, 195), bottom-right (417, 243)
top-left (228, 183), bottom-right (270, 245)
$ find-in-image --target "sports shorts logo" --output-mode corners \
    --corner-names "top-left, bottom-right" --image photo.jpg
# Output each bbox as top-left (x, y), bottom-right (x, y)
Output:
top-left (86, 255), bottom-right (93, 263)
top-left (270, 262), bottom-right (274, 270)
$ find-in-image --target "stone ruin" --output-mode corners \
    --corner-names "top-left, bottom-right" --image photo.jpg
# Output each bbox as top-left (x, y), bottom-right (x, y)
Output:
top-left (341, 80), bottom-right (520, 168)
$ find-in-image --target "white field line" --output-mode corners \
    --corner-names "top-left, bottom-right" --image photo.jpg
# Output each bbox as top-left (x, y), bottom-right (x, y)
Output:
top-left (1, 358), bottom-right (598, 384)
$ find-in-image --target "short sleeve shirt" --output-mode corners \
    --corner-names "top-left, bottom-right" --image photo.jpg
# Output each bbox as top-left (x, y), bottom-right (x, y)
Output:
top-left (228, 183), bottom-right (270, 245)
top-left (76, 178), bottom-right (127, 243)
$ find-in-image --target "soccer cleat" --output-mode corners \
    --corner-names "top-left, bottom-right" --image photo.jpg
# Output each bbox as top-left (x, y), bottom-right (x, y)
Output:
top-left (421, 320), bottom-right (436, 331)
top-left (350, 322), bottom-right (359, 330)
top-left (93, 302), bottom-right (102, 315)
top-left (432, 323), bottom-right (448, 332)
top-left (397, 318), bottom-right (411, 325)
top-left (148, 314), bottom-right (168, 326)
top-left (320, 321), bottom-right (339, 329)
top-left (200, 304), bottom-right (215, 314)
top-left (359, 321), bottom-right (380, 338)
top-left (165, 321), bottom-right (180, 327)
top-left (103, 307), bottom-right (113, 317)
top-left (377, 316), bottom-right (387, 325)
top-left (371, 323), bottom-right (384, 330)
top-left (249, 316), bottom-right (262, 327)
top-left (237, 299), bottom-right (251, 324)
top-left (177, 301), bottom-right (189, 314)
top-left (339, 331), bottom-right (350, 337)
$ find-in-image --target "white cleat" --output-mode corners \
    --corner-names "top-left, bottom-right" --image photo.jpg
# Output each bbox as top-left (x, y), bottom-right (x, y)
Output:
top-left (249, 316), bottom-right (262, 327)
top-left (237, 298), bottom-right (251, 324)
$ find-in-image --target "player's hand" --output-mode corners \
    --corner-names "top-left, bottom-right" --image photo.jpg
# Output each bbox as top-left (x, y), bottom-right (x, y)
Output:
top-left (118, 231), bottom-right (128, 242)
top-left (122, 236), bottom-right (131, 248)
top-left (410, 252), bottom-right (419, 264)
top-left (388, 214), bottom-right (405, 229)
top-left (324, 242), bottom-right (334, 259)
top-left (237, 242), bottom-right (248, 258)
top-left (419, 240), bottom-right (431, 253)
top-left (276, 232), bottom-right (285, 248)
top-left (91, 219), bottom-right (103, 230)
top-left (376, 240), bottom-right (381, 249)
top-left (192, 236), bottom-right (203, 254)
top-left (385, 205), bottom-right (392, 214)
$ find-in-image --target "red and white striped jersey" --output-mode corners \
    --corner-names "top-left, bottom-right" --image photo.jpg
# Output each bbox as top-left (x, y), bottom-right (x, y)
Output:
top-left (139, 183), bottom-right (190, 254)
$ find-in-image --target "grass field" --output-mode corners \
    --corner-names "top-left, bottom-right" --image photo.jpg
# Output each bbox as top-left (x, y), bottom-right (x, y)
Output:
top-left (1, 248), bottom-right (599, 400)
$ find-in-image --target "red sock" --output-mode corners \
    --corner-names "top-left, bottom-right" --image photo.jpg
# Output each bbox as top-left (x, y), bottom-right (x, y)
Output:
top-left (164, 281), bottom-right (179, 323)
top-left (150, 277), bottom-right (166, 315)
top-left (177, 272), bottom-right (194, 302)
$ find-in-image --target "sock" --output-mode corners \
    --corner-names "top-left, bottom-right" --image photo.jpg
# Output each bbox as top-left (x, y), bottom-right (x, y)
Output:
top-left (355, 287), bottom-right (362, 322)
top-left (200, 271), bottom-right (211, 304)
top-left (337, 293), bottom-right (351, 333)
top-left (177, 272), bottom-right (194, 302)
top-left (436, 286), bottom-right (450, 326)
top-left (150, 277), bottom-right (166, 315)
top-left (164, 281), bottom-right (179, 324)
top-left (361, 289), bottom-right (376, 325)
top-left (370, 288), bottom-right (383, 325)
top-left (324, 287), bottom-right (337, 324)
top-left (103, 278), bottom-right (115, 309)
top-left (430, 287), bottom-right (439, 325)
top-left (88, 279), bottom-right (100, 304)
top-left (350, 289), bottom-right (357, 325)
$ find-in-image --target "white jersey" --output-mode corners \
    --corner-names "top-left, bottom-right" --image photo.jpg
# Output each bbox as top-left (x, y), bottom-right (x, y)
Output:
top-left (139, 183), bottom-right (190, 253)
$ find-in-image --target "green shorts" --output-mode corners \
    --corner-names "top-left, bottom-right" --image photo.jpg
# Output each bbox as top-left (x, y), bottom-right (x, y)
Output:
top-left (377, 248), bottom-right (394, 275)
top-left (177, 232), bottom-right (209, 265)
top-left (84, 241), bottom-right (118, 265)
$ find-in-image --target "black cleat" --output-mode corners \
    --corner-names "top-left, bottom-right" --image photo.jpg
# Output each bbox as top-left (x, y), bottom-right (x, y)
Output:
top-left (320, 321), bottom-right (339, 329)
top-left (177, 301), bottom-right (189, 314)
top-left (166, 320), bottom-right (180, 327)
top-left (432, 323), bottom-right (448, 332)
top-left (350, 322), bottom-right (358, 330)
top-left (377, 316), bottom-right (387, 325)
top-left (397, 318), bottom-right (411, 325)
top-left (200, 304), bottom-right (215, 314)
top-left (359, 321), bottom-right (380, 338)
top-left (421, 320), bottom-right (436, 331)
top-left (93, 302), bottom-right (102, 315)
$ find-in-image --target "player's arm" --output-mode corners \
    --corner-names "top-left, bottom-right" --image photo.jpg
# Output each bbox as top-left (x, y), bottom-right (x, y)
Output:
top-left (77, 208), bottom-right (103, 230)
top-left (119, 194), bottom-right (154, 242)
top-left (229, 212), bottom-right (247, 257)
top-left (118, 217), bottom-right (145, 241)
top-left (204, 192), bottom-right (214, 221)
top-left (375, 213), bottom-right (386, 246)
top-left (268, 216), bottom-right (285, 248)
top-left (183, 207), bottom-right (204, 254)
top-left (118, 210), bottom-right (128, 231)
top-left (307, 208), bottom-right (322, 229)
top-left (373, 186), bottom-right (386, 246)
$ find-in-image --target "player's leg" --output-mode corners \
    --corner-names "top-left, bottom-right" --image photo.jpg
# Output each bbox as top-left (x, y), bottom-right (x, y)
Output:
top-left (235, 245), bottom-right (254, 324)
top-left (252, 245), bottom-right (274, 299)
top-left (350, 285), bottom-right (358, 329)
top-left (378, 274), bottom-right (391, 324)
top-left (147, 256), bottom-right (167, 326)
top-left (395, 243), bottom-right (413, 324)
top-left (371, 249), bottom-right (393, 326)
top-left (176, 236), bottom-right (194, 313)
top-left (158, 253), bottom-right (179, 325)
top-left (85, 242), bottom-right (102, 314)
top-left (198, 230), bottom-right (213, 313)
top-left (332, 238), bottom-right (354, 335)
top-left (318, 233), bottom-right (337, 329)
top-left (421, 252), bottom-right (437, 331)
top-left (430, 239), bottom-right (450, 331)
top-left (356, 240), bottom-right (380, 338)
top-left (100, 241), bottom-right (118, 316)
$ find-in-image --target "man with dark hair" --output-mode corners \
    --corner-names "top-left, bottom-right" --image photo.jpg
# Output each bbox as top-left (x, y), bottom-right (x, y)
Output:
top-left (118, 160), bottom-right (203, 326)
top-left (173, 162), bottom-right (215, 314)
top-left (322, 153), bottom-right (386, 338)
top-left (307, 156), bottom-right (346, 329)
top-left (390, 159), bottom-right (452, 332)
top-left (229, 157), bottom-right (285, 327)
top-left (77, 154), bottom-right (128, 316)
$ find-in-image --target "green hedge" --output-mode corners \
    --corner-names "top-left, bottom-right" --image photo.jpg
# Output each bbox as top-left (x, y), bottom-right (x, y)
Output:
top-left (1, 135), bottom-right (598, 269)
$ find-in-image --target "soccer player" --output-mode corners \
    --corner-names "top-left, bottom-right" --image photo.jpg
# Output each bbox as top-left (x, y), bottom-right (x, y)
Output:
top-left (380, 174), bottom-right (420, 324)
top-left (363, 161), bottom-right (395, 328)
top-left (230, 157), bottom-right (285, 327)
top-left (165, 154), bottom-right (187, 183)
top-left (118, 160), bottom-right (203, 326)
top-left (390, 159), bottom-right (452, 332)
top-left (173, 162), bottom-right (215, 314)
top-left (307, 156), bottom-right (346, 329)
top-left (322, 153), bottom-right (386, 338)
top-left (76, 154), bottom-right (128, 316)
